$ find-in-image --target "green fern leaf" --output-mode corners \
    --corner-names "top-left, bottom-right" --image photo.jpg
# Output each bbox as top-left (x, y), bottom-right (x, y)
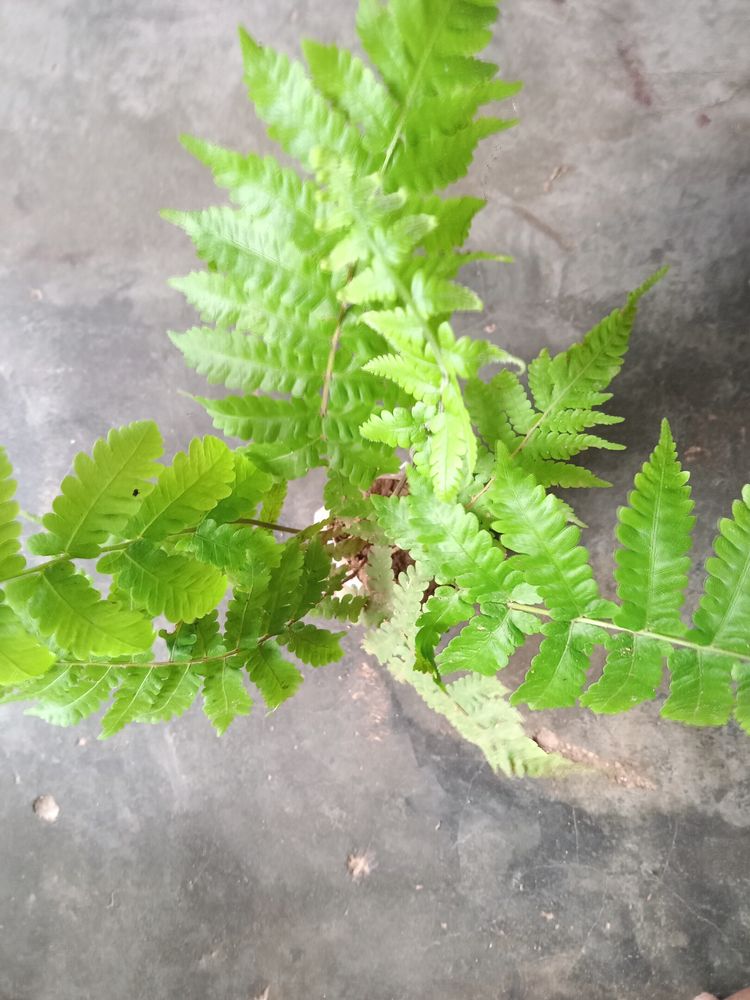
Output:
top-left (239, 28), bottom-right (364, 170)
top-left (663, 484), bottom-right (750, 726)
top-left (315, 594), bottom-right (367, 624)
top-left (99, 541), bottom-right (227, 624)
top-left (202, 662), bottom-right (253, 735)
top-left (372, 478), bottom-right (507, 605)
top-left (170, 327), bottom-right (327, 396)
top-left (438, 604), bottom-right (531, 678)
top-left (200, 394), bottom-right (320, 446)
top-left (302, 41), bottom-right (397, 150)
top-left (30, 422), bottom-right (163, 558)
top-left (100, 668), bottom-right (162, 739)
top-left (0, 448), bottom-right (25, 580)
top-left (0, 603), bottom-right (55, 684)
top-left (190, 519), bottom-right (280, 578)
top-left (139, 665), bottom-right (203, 724)
top-left (208, 452), bottom-right (274, 524)
top-left (7, 563), bottom-right (153, 659)
top-left (512, 620), bottom-right (606, 709)
top-left (280, 622), bottom-right (345, 666)
top-left (365, 565), bottom-right (564, 777)
top-left (246, 641), bottom-right (303, 709)
top-left (264, 539), bottom-right (305, 633)
top-left (583, 420), bottom-right (694, 712)
top-left (485, 447), bottom-right (601, 618)
top-left (357, 0), bottom-right (519, 192)
top-left (179, 134), bottom-right (318, 217)
top-left (24, 665), bottom-right (119, 726)
top-left (414, 586), bottom-right (474, 672)
top-left (127, 435), bottom-right (234, 541)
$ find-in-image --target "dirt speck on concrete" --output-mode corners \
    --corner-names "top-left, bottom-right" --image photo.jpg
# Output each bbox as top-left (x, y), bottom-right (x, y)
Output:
top-left (347, 850), bottom-right (376, 883)
top-left (33, 794), bottom-right (60, 823)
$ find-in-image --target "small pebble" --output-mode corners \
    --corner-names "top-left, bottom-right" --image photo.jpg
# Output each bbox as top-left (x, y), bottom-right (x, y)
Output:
top-left (32, 795), bottom-right (60, 823)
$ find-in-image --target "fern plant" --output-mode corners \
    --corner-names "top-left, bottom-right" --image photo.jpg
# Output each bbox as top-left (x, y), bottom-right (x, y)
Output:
top-left (2, 0), bottom-right (748, 777)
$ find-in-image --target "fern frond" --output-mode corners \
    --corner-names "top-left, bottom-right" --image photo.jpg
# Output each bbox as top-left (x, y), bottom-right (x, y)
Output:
top-left (0, 603), bottom-right (55, 685)
top-left (663, 485), bottom-right (750, 726)
top-left (100, 668), bottom-right (163, 739)
top-left (25, 666), bottom-right (120, 727)
top-left (30, 422), bottom-right (163, 558)
top-left (280, 622), bottom-right (345, 667)
top-left (356, 0), bottom-right (519, 192)
top-left (7, 563), bottom-right (153, 659)
top-left (484, 447), bottom-right (601, 619)
top-left (190, 520), bottom-right (280, 579)
top-left (372, 478), bottom-right (507, 605)
top-left (314, 593), bottom-right (366, 624)
top-left (171, 328), bottom-right (328, 396)
top-left (99, 541), bottom-right (227, 625)
top-left (364, 565), bottom-right (564, 777)
top-left (246, 641), bottom-right (303, 709)
top-left (179, 134), bottom-right (318, 218)
top-left (414, 586), bottom-right (475, 672)
top-left (0, 448), bottom-right (25, 580)
top-left (583, 420), bottom-right (694, 712)
top-left (512, 620), bottom-right (606, 709)
top-left (208, 452), bottom-right (274, 524)
top-left (127, 435), bottom-right (234, 540)
top-left (438, 604), bottom-right (532, 677)
top-left (239, 28), bottom-right (365, 170)
top-left (202, 662), bottom-right (253, 735)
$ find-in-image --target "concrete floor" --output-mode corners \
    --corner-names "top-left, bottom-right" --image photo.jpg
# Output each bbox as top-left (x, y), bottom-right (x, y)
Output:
top-left (1, 0), bottom-right (750, 997)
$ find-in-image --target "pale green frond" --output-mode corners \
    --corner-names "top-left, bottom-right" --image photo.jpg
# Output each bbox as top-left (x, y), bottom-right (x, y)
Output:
top-left (246, 641), bottom-right (303, 709)
top-left (179, 135), bottom-right (317, 219)
top-left (99, 541), bottom-right (227, 625)
top-left (127, 435), bottom-right (235, 541)
top-left (0, 603), bottom-right (55, 685)
top-left (7, 563), bottom-right (153, 660)
top-left (314, 594), bottom-right (366, 624)
top-left (512, 620), bottom-right (606, 710)
top-left (485, 447), bottom-right (601, 618)
top-left (372, 477), bottom-right (507, 605)
top-left (170, 327), bottom-right (327, 396)
top-left (239, 28), bottom-right (365, 170)
top-left (663, 484), bottom-right (750, 726)
top-left (202, 662), bottom-right (253, 735)
top-left (280, 622), bottom-right (345, 666)
top-left (100, 668), bottom-right (162, 739)
top-left (31, 422), bottom-right (163, 558)
top-left (0, 448), bottom-right (25, 580)
top-left (302, 41), bottom-right (398, 149)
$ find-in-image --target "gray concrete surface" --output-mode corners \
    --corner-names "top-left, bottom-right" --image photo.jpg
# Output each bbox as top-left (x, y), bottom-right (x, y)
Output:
top-left (1, 0), bottom-right (750, 997)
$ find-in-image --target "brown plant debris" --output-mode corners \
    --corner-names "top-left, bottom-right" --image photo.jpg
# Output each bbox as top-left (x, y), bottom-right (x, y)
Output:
top-left (533, 728), bottom-right (655, 790)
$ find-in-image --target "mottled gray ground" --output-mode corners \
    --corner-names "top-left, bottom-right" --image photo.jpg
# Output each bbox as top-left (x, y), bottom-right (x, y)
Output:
top-left (1, 1), bottom-right (749, 997)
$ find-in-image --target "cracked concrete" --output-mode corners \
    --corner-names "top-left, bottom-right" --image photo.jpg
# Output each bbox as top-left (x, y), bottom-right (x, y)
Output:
top-left (1, 0), bottom-right (750, 997)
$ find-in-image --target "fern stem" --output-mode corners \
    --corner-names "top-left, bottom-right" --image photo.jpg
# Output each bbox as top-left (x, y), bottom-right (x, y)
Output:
top-left (232, 517), bottom-right (301, 535)
top-left (507, 601), bottom-right (750, 666)
top-left (60, 647), bottom-right (243, 672)
top-left (2, 517), bottom-right (305, 584)
top-left (320, 266), bottom-right (356, 420)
